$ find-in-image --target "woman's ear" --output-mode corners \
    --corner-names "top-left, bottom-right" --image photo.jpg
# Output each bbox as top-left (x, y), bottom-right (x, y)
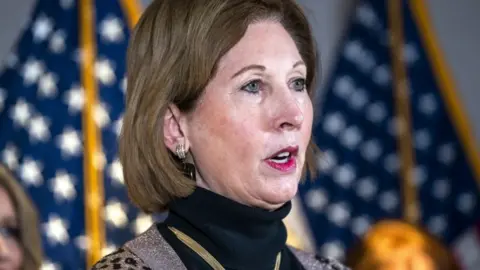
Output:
top-left (163, 104), bottom-right (189, 153)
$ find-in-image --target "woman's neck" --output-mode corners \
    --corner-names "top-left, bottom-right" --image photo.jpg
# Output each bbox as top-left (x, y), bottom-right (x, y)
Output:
top-left (164, 187), bottom-right (291, 269)
top-left (195, 180), bottom-right (286, 211)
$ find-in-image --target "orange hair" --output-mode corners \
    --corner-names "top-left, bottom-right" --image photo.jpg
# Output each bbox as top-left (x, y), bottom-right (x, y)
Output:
top-left (346, 220), bottom-right (460, 270)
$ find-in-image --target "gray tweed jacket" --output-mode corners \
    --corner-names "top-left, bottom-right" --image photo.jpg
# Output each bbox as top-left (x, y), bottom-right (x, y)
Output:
top-left (92, 225), bottom-right (350, 270)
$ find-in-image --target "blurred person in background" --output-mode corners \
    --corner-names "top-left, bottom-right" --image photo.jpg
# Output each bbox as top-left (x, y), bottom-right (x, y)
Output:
top-left (92, 0), bottom-right (349, 269)
top-left (346, 220), bottom-right (460, 270)
top-left (0, 164), bottom-right (43, 270)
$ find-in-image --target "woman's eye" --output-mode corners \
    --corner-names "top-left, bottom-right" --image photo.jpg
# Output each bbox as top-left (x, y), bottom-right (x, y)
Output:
top-left (241, 79), bottom-right (262, 94)
top-left (0, 226), bottom-right (20, 240)
top-left (291, 78), bottom-right (306, 92)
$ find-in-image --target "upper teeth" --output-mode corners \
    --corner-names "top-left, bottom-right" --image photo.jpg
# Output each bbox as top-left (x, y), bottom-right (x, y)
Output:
top-left (276, 152), bottom-right (290, 158)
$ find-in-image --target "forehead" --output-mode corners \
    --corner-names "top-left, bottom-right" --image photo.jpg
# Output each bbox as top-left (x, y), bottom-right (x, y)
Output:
top-left (217, 20), bottom-right (303, 72)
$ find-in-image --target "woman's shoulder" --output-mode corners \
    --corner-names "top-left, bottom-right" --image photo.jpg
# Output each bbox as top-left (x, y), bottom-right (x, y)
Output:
top-left (93, 246), bottom-right (350, 270)
top-left (289, 246), bottom-right (351, 270)
top-left (91, 248), bottom-right (152, 270)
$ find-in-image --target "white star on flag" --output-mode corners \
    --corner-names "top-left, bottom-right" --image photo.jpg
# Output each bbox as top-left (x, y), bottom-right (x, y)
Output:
top-left (50, 170), bottom-right (76, 201)
top-left (22, 58), bottom-right (44, 85)
top-left (95, 59), bottom-right (116, 85)
top-left (105, 199), bottom-right (128, 228)
top-left (38, 72), bottom-right (58, 98)
top-left (43, 215), bottom-right (69, 245)
top-left (28, 115), bottom-right (51, 142)
top-left (1, 143), bottom-right (20, 170)
top-left (19, 157), bottom-right (43, 186)
top-left (32, 14), bottom-right (53, 42)
top-left (40, 261), bottom-right (60, 270)
top-left (108, 158), bottom-right (124, 186)
top-left (49, 30), bottom-right (66, 54)
top-left (56, 127), bottom-right (82, 157)
top-left (63, 84), bottom-right (85, 114)
top-left (100, 17), bottom-right (125, 43)
top-left (132, 213), bottom-right (155, 235)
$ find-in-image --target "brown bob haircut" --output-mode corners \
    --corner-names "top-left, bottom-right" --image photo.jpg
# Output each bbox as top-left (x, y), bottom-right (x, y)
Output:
top-left (346, 220), bottom-right (460, 270)
top-left (120, 0), bottom-right (319, 213)
top-left (0, 165), bottom-right (43, 269)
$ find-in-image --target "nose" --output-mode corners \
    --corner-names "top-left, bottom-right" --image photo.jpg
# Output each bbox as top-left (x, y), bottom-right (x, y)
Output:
top-left (272, 91), bottom-right (304, 131)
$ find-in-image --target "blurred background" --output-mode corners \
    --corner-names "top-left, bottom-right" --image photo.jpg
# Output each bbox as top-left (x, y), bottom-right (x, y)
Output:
top-left (0, 0), bottom-right (479, 269)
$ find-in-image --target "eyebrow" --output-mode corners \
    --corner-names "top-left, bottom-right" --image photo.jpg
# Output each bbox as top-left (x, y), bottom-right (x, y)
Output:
top-left (292, 60), bottom-right (306, 69)
top-left (231, 60), bottom-right (306, 79)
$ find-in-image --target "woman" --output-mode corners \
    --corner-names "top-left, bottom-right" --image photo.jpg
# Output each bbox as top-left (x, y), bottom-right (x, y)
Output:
top-left (0, 165), bottom-right (43, 270)
top-left (345, 220), bottom-right (460, 270)
top-left (93, 0), bottom-right (349, 269)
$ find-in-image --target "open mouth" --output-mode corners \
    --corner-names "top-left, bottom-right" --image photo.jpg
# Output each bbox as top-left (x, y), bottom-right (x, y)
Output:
top-left (265, 146), bottom-right (299, 172)
top-left (268, 151), bottom-right (293, 163)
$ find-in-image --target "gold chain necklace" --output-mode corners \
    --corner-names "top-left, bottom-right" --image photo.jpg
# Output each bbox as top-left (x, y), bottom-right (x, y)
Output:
top-left (168, 226), bottom-right (282, 270)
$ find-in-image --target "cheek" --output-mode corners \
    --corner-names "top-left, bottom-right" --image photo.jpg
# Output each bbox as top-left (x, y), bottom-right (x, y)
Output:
top-left (236, 119), bottom-right (262, 159)
top-left (191, 100), bottom-right (259, 160)
top-left (10, 242), bottom-right (23, 268)
top-left (216, 115), bottom-right (259, 158)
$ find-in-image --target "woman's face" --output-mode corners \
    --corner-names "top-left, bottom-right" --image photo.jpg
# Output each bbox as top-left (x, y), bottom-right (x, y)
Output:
top-left (0, 186), bottom-right (23, 270)
top-left (183, 20), bottom-right (313, 209)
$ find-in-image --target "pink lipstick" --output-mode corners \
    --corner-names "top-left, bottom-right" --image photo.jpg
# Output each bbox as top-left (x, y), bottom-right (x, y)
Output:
top-left (264, 146), bottom-right (298, 173)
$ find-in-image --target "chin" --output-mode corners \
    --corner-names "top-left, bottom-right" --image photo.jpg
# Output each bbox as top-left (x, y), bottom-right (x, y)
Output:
top-left (261, 182), bottom-right (298, 209)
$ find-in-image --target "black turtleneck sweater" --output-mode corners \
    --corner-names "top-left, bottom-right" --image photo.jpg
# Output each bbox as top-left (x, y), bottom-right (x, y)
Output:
top-left (156, 187), bottom-right (306, 270)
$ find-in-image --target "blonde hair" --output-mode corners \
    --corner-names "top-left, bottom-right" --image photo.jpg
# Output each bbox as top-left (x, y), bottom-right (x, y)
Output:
top-left (120, 0), bottom-right (319, 213)
top-left (0, 165), bottom-right (43, 270)
top-left (346, 220), bottom-right (460, 270)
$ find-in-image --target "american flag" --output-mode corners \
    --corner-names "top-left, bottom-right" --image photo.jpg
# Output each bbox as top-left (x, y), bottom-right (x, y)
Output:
top-left (296, 0), bottom-right (480, 268)
top-left (0, 0), bottom-right (152, 269)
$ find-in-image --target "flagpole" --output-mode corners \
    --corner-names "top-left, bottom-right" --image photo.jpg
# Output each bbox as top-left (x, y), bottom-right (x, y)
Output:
top-left (120, 0), bottom-right (142, 30)
top-left (80, 0), bottom-right (105, 267)
top-left (388, 0), bottom-right (420, 224)
top-left (410, 0), bottom-right (480, 189)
